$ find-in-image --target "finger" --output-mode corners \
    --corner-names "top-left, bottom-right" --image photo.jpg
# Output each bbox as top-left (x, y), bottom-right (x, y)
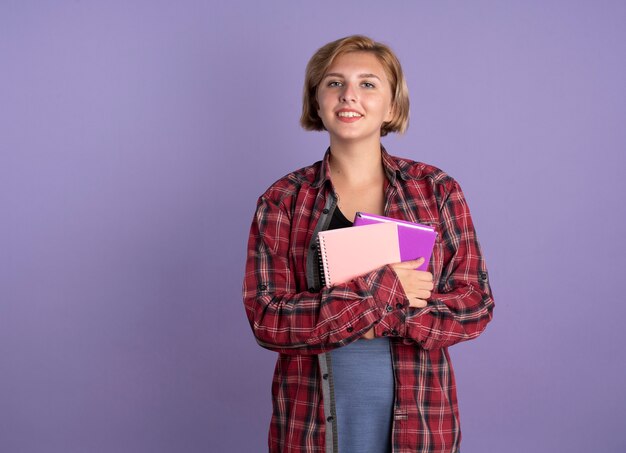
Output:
top-left (403, 277), bottom-right (432, 290)
top-left (392, 257), bottom-right (425, 269)
top-left (414, 271), bottom-right (434, 282)
top-left (408, 298), bottom-right (428, 308)
top-left (361, 328), bottom-right (375, 340)
top-left (412, 280), bottom-right (434, 291)
top-left (413, 289), bottom-right (432, 299)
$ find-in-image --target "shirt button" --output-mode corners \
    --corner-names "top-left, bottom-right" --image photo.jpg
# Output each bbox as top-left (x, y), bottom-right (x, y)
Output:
top-left (308, 287), bottom-right (315, 292)
top-left (396, 303), bottom-right (403, 309)
top-left (327, 416), bottom-right (334, 422)
top-left (322, 373), bottom-right (329, 380)
top-left (347, 327), bottom-right (354, 333)
top-left (258, 284), bottom-right (267, 291)
top-left (382, 330), bottom-right (389, 336)
top-left (385, 305), bottom-right (393, 312)
top-left (322, 208), bottom-right (329, 214)
top-left (391, 329), bottom-right (399, 336)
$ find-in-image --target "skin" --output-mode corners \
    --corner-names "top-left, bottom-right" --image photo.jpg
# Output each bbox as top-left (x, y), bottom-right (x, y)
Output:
top-left (315, 51), bottom-right (433, 339)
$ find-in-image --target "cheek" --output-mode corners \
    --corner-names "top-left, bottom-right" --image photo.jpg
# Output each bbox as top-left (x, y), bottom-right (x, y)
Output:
top-left (316, 92), bottom-right (331, 111)
top-left (377, 96), bottom-right (394, 117)
top-left (365, 96), bottom-right (390, 113)
top-left (316, 96), bottom-right (335, 119)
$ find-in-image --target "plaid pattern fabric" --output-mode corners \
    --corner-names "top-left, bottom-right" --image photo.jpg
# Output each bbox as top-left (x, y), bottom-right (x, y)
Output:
top-left (243, 148), bottom-right (494, 453)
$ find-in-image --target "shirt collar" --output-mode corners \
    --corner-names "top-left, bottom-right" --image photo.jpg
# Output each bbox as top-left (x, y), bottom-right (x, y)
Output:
top-left (313, 145), bottom-right (404, 189)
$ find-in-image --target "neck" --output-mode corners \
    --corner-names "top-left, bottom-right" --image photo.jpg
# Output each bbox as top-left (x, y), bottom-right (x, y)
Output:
top-left (328, 136), bottom-right (385, 185)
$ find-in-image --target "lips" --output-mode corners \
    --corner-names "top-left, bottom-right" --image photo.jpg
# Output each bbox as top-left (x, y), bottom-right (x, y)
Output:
top-left (336, 109), bottom-right (363, 122)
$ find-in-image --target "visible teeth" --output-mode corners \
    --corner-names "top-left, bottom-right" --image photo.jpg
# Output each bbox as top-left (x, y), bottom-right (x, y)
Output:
top-left (337, 111), bottom-right (362, 118)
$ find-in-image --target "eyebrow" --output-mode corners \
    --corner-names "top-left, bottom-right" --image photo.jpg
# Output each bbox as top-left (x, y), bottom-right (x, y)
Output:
top-left (323, 72), bottom-right (382, 80)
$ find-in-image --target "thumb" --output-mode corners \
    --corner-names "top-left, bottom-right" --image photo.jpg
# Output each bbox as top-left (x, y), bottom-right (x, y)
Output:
top-left (393, 257), bottom-right (425, 268)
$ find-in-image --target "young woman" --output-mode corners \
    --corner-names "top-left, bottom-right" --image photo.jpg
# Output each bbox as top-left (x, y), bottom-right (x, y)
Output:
top-left (243, 35), bottom-right (494, 453)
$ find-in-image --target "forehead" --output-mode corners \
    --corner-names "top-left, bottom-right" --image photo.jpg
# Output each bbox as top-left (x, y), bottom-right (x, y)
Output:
top-left (325, 51), bottom-right (388, 79)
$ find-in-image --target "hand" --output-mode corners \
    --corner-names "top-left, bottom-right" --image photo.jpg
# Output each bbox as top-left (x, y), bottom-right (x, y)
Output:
top-left (361, 328), bottom-right (375, 340)
top-left (390, 258), bottom-right (434, 308)
top-left (361, 258), bottom-right (433, 340)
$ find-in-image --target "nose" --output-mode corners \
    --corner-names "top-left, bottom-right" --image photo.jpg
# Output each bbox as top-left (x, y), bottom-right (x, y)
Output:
top-left (339, 82), bottom-right (357, 103)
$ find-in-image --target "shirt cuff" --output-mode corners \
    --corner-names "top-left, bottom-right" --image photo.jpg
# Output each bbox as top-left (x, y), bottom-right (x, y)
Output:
top-left (362, 264), bottom-right (410, 337)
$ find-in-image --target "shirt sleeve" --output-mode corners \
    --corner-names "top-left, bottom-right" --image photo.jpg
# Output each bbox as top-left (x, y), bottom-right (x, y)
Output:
top-left (373, 179), bottom-right (495, 349)
top-left (242, 195), bottom-right (409, 355)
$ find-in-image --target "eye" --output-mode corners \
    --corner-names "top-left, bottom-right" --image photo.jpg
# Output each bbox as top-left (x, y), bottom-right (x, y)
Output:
top-left (361, 81), bottom-right (375, 89)
top-left (328, 81), bottom-right (343, 87)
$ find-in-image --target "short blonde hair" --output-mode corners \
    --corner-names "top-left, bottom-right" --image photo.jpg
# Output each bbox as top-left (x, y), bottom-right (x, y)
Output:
top-left (300, 35), bottom-right (410, 137)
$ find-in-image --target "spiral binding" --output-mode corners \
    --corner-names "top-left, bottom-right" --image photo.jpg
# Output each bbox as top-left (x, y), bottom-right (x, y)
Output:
top-left (317, 234), bottom-right (329, 287)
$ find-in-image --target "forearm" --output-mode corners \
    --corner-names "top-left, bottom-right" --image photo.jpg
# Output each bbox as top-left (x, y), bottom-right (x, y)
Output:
top-left (244, 263), bottom-right (410, 355)
top-left (372, 281), bottom-right (494, 349)
top-left (373, 179), bottom-right (495, 347)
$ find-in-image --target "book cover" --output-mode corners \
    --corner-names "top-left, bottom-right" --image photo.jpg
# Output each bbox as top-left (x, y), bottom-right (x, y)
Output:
top-left (317, 222), bottom-right (400, 287)
top-left (353, 212), bottom-right (437, 271)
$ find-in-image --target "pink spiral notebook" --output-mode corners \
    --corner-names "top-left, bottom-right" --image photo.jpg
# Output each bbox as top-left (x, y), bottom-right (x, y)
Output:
top-left (317, 222), bottom-right (400, 287)
top-left (353, 212), bottom-right (437, 271)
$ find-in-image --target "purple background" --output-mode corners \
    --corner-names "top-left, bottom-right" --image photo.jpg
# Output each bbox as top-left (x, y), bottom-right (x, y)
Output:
top-left (1, 1), bottom-right (625, 452)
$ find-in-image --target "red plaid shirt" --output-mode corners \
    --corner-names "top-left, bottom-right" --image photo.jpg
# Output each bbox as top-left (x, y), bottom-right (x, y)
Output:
top-left (243, 148), bottom-right (494, 453)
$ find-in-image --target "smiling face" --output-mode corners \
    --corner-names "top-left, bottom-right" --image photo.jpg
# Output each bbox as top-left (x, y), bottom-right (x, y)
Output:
top-left (315, 51), bottom-right (394, 145)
